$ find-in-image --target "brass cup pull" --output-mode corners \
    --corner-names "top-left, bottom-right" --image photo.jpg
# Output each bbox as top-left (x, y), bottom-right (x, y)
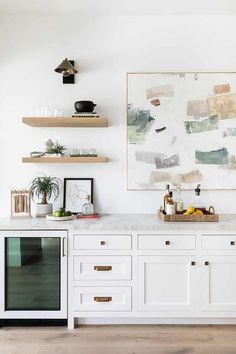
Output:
top-left (165, 240), bottom-right (171, 245)
top-left (191, 261), bottom-right (196, 266)
top-left (94, 296), bottom-right (112, 302)
top-left (205, 261), bottom-right (209, 266)
top-left (94, 265), bottom-right (112, 271)
top-left (231, 241), bottom-right (235, 246)
top-left (100, 241), bottom-right (106, 245)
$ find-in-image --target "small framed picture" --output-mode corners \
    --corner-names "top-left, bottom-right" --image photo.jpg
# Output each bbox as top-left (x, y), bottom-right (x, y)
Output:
top-left (11, 190), bottom-right (31, 218)
top-left (63, 178), bottom-right (93, 214)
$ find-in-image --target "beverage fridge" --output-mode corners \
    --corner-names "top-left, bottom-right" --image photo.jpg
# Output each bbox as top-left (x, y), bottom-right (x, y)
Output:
top-left (0, 230), bottom-right (67, 323)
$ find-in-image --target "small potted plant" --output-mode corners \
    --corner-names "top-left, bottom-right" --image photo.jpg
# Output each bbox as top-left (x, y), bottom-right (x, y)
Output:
top-left (30, 174), bottom-right (61, 217)
top-left (45, 139), bottom-right (66, 157)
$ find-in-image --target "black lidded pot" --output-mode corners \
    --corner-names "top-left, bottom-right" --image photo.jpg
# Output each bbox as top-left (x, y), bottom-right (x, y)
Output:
top-left (74, 100), bottom-right (97, 113)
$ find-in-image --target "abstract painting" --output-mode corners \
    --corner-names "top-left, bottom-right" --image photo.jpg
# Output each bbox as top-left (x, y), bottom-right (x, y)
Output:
top-left (127, 72), bottom-right (236, 189)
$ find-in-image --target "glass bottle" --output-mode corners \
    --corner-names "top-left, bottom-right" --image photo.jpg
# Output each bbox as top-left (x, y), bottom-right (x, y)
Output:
top-left (166, 191), bottom-right (175, 215)
top-left (163, 184), bottom-right (170, 213)
top-left (175, 187), bottom-right (183, 214)
top-left (82, 195), bottom-right (94, 215)
top-left (193, 184), bottom-right (205, 210)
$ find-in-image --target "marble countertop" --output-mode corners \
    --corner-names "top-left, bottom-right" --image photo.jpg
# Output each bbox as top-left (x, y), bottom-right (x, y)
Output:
top-left (0, 214), bottom-right (236, 232)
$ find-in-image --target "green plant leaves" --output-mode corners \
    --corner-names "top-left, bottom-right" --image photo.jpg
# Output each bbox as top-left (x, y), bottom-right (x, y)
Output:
top-left (29, 174), bottom-right (61, 204)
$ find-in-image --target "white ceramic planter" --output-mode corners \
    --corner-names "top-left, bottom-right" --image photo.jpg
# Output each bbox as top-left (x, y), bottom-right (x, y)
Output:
top-left (34, 203), bottom-right (53, 217)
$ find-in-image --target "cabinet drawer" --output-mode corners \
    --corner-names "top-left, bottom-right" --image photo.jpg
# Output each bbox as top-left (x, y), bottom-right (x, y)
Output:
top-left (138, 234), bottom-right (196, 250)
top-left (74, 286), bottom-right (131, 311)
top-left (73, 255), bottom-right (131, 280)
top-left (74, 234), bottom-right (132, 250)
top-left (202, 235), bottom-right (236, 250)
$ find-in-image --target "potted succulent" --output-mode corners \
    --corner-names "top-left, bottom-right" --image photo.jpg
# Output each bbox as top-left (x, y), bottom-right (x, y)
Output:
top-left (30, 174), bottom-right (61, 217)
top-left (45, 139), bottom-right (66, 157)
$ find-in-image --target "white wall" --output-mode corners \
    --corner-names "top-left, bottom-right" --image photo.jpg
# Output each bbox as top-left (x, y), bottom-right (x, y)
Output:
top-left (0, 15), bottom-right (235, 215)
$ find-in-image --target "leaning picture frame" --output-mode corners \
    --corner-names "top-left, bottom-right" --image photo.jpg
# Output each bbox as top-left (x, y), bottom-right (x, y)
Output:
top-left (63, 178), bottom-right (94, 215)
top-left (11, 189), bottom-right (31, 218)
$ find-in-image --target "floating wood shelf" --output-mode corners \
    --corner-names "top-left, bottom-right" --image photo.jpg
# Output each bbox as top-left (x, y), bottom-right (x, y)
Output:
top-left (22, 156), bottom-right (108, 163)
top-left (22, 117), bottom-right (108, 128)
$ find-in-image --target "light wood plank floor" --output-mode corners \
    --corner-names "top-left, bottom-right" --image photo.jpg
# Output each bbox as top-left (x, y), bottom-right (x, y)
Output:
top-left (1, 325), bottom-right (236, 354)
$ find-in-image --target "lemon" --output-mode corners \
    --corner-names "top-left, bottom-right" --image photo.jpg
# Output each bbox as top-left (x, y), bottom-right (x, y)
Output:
top-left (195, 209), bottom-right (203, 215)
top-left (186, 206), bottom-right (195, 214)
top-left (183, 211), bottom-right (191, 215)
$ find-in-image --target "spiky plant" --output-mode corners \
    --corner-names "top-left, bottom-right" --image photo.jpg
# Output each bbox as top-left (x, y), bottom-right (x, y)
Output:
top-left (45, 139), bottom-right (66, 155)
top-left (30, 174), bottom-right (61, 204)
top-left (53, 142), bottom-right (66, 154)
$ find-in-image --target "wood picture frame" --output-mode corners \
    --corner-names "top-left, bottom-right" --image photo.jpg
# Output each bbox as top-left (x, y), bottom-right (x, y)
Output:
top-left (11, 190), bottom-right (31, 218)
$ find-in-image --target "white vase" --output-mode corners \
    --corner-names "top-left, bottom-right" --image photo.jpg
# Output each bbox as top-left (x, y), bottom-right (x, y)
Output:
top-left (34, 203), bottom-right (53, 217)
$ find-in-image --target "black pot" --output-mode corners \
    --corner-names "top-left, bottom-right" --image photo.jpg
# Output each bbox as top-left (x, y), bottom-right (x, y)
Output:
top-left (74, 100), bottom-right (97, 113)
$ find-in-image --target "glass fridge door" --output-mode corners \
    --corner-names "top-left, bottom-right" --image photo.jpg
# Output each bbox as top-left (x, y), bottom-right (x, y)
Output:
top-left (5, 237), bottom-right (61, 311)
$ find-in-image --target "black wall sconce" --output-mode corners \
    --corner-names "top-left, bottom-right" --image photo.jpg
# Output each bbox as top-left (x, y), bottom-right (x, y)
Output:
top-left (55, 58), bottom-right (78, 84)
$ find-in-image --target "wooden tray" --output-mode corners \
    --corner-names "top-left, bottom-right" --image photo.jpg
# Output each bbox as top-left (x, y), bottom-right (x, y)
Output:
top-left (158, 207), bottom-right (219, 222)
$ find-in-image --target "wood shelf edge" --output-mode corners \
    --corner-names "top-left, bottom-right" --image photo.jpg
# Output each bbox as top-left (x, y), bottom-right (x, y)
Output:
top-left (22, 117), bottom-right (108, 127)
top-left (22, 156), bottom-right (108, 163)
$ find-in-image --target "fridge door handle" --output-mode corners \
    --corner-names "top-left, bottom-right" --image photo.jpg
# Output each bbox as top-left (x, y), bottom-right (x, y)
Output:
top-left (62, 237), bottom-right (67, 257)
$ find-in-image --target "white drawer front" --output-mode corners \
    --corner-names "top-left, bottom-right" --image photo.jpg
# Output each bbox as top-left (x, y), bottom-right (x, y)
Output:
top-left (202, 235), bottom-right (236, 250)
top-left (74, 286), bottom-right (131, 311)
top-left (138, 234), bottom-right (196, 250)
top-left (73, 255), bottom-right (131, 280)
top-left (74, 234), bottom-right (132, 250)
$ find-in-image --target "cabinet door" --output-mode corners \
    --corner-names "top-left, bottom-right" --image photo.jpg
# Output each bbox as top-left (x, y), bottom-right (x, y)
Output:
top-left (138, 256), bottom-right (197, 312)
top-left (202, 256), bottom-right (236, 312)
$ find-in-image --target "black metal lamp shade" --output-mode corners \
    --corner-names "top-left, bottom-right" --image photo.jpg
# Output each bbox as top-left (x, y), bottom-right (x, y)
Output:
top-left (55, 58), bottom-right (78, 84)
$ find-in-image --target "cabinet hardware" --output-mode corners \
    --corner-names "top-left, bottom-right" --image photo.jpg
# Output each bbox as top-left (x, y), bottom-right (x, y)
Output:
top-left (100, 241), bottom-right (106, 245)
top-left (231, 241), bottom-right (235, 246)
top-left (94, 296), bottom-right (112, 302)
top-left (94, 266), bottom-right (112, 271)
top-left (62, 237), bottom-right (67, 257)
top-left (205, 261), bottom-right (209, 266)
top-left (191, 261), bottom-right (196, 266)
top-left (165, 240), bottom-right (171, 245)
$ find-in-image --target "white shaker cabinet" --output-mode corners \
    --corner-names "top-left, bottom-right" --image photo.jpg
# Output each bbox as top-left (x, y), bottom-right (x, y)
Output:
top-left (202, 256), bottom-right (236, 312)
top-left (138, 256), bottom-right (197, 312)
top-left (69, 230), bottom-right (236, 328)
top-left (2, 214), bottom-right (236, 328)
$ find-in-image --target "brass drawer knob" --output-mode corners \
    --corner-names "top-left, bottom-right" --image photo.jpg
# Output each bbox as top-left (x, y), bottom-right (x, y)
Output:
top-left (231, 241), bottom-right (235, 246)
top-left (165, 240), bottom-right (171, 245)
top-left (191, 261), bottom-right (196, 266)
top-left (100, 241), bottom-right (106, 245)
top-left (94, 266), bottom-right (112, 271)
top-left (94, 296), bottom-right (112, 302)
top-left (205, 261), bottom-right (209, 266)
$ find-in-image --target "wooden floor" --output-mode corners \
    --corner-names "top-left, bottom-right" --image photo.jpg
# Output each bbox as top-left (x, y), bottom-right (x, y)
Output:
top-left (1, 325), bottom-right (236, 354)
